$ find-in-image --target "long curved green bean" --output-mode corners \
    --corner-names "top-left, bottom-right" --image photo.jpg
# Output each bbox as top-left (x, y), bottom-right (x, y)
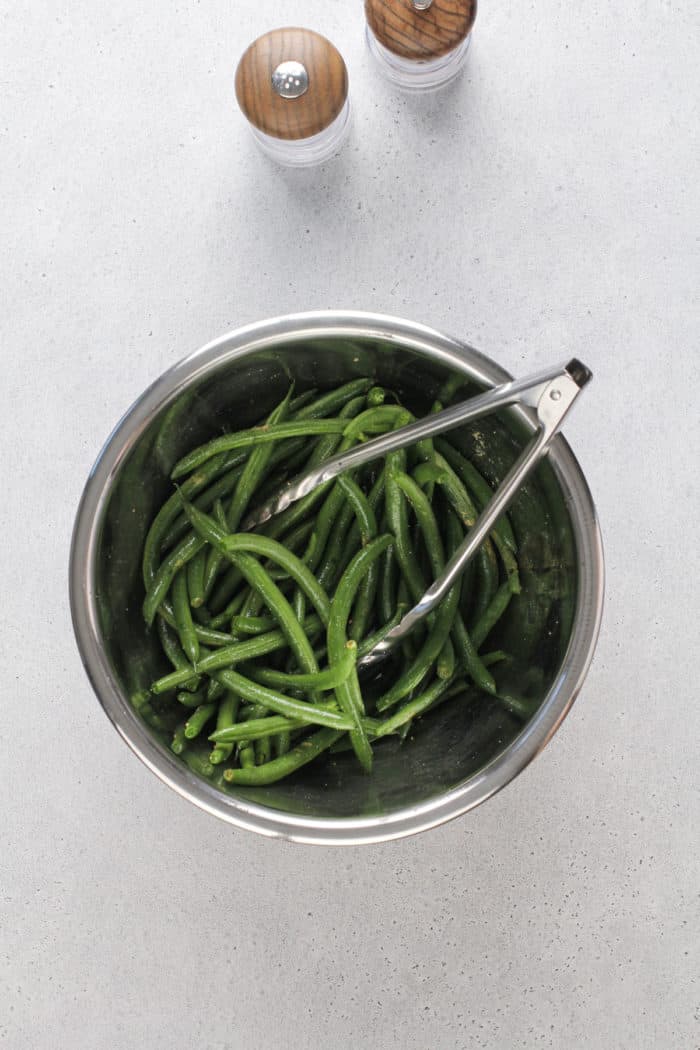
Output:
top-left (203, 386), bottom-right (294, 598)
top-left (242, 640), bottom-right (356, 694)
top-left (210, 715), bottom-right (305, 744)
top-left (385, 452), bottom-right (428, 604)
top-left (293, 379), bottom-right (373, 421)
top-left (327, 534), bottom-right (393, 771)
top-left (156, 617), bottom-right (200, 691)
top-left (343, 405), bottom-right (412, 442)
top-left (223, 728), bottom-right (344, 786)
top-left (213, 669), bottom-right (354, 730)
top-left (221, 534), bottom-right (331, 625)
top-left (172, 420), bottom-right (347, 479)
top-left (376, 580), bottom-right (460, 713)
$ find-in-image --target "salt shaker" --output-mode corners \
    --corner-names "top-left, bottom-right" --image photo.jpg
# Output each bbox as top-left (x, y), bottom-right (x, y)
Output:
top-left (235, 28), bottom-right (350, 167)
top-left (365, 0), bottom-right (477, 92)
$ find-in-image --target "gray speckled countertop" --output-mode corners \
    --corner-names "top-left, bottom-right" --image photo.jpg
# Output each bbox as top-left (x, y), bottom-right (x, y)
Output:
top-left (3, 2), bottom-right (699, 1047)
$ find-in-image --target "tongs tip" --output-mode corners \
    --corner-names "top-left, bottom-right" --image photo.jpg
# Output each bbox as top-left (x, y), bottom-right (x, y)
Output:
top-left (565, 358), bottom-right (593, 389)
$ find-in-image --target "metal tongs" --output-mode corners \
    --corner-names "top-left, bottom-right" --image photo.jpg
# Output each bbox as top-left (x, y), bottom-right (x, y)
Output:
top-left (244, 359), bottom-right (592, 669)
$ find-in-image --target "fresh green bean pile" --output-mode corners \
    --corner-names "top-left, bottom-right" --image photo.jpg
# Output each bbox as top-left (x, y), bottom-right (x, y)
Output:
top-left (136, 377), bottom-right (523, 786)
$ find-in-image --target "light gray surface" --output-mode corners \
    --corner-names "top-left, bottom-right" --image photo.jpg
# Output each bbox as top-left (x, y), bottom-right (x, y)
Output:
top-left (2, 1), bottom-right (698, 1047)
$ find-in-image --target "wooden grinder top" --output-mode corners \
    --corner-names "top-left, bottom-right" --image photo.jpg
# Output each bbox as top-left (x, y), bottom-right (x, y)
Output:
top-left (235, 28), bottom-right (349, 141)
top-left (365, 0), bottom-right (477, 61)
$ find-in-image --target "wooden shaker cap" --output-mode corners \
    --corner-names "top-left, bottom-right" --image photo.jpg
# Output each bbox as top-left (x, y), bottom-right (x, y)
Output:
top-left (365, 0), bottom-right (477, 61)
top-left (235, 28), bottom-right (349, 142)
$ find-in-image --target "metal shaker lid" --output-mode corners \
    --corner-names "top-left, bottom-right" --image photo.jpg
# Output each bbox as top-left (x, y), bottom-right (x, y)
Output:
top-left (235, 28), bottom-right (349, 141)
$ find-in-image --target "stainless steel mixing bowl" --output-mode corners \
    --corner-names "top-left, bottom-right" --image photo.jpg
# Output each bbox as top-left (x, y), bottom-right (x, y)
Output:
top-left (70, 312), bottom-right (604, 844)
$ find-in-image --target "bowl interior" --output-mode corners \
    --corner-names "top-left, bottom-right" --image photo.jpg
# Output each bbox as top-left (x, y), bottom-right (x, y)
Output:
top-left (93, 332), bottom-right (578, 821)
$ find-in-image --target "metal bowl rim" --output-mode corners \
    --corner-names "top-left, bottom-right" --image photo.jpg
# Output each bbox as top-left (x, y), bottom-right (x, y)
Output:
top-left (69, 310), bottom-right (604, 845)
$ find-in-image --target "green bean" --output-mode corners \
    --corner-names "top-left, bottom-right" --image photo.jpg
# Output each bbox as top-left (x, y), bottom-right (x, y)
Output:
top-left (160, 461), bottom-right (248, 552)
top-left (181, 751), bottom-right (216, 779)
top-left (261, 396), bottom-right (366, 541)
top-left (366, 386), bottom-right (386, 407)
top-left (190, 624), bottom-right (237, 648)
top-left (208, 566), bottom-right (246, 617)
top-left (223, 728), bottom-right (343, 786)
top-left (221, 534), bottom-right (331, 625)
top-left (342, 472), bottom-right (386, 640)
top-left (177, 688), bottom-right (206, 709)
top-left (131, 690), bottom-right (169, 730)
top-left (471, 581), bottom-right (514, 649)
top-left (203, 387), bottom-right (294, 597)
top-left (234, 701), bottom-right (270, 768)
top-left (185, 520), bottom-right (321, 679)
top-left (379, 543), bottom-right (398, 624)
top-left (375, 579), bottom-right (459, 713)
top-left (343, 405), bottom-right (412, 442)
top-left (144, 532), bottom-right (206, 626)
top-left (209, 691), bottom-right (240, 764)
top-left (156, 603), bottom-right (234, 649)
top-left (143, 450), bottom-right (247, 585)
top-left (238, 741), bottom-right (256, 769)
top-left (171, 724), bottom-right (189, 755)
top-left (469, 536), bottom-right (500, 629)
top-left (414, 457), bottom-right (503, 616)
top-left (288, 389), bottom-right (318, 415)
top-left (181, 498), bottom-right (332, 627)
top-left (417, 452), bottom-right (520, 595)
top-left (394, 469), bottom-right (457, 674)
top-left (336, 475), bottom-right (378, 546)
top-left (394, 470), bottom-right (445, 572)
top-left (171, 420), bottom-right (347, 479)
top-left (150, 615), bottom-right (322, 694)
top-left (210, 715), bottom-right (305, 744)
top-left (482, 650), bottom-right (509, 667)
top-left (231, 615), bottom-right (276, 636)
top-left (243, 641), bottom-right (356, 694)
top-left (206, 678), bottom-right (226, 702)
top-left (315, 496), bottom-right (357, 590)
top-left (437, 636), bottom-right (456, 680)
top-left (327, 534), bottom-right (392, 771)
top-left (213, 669), bottom-right (354, 730)
top-left (264, 519), bottom-right (314, 580)
top-left (292, 379), bottom-right (373, 421)
top-left (207, 589), bottom-right (247, 628)
top-left (201, 498), bottom-right (232, 602)
top-left (255, 733), bottom-right (272, 766)
top-left (171, 569), bottom-right (200, 664)
top-left (385, 453), bottom-right (428, 603)
top-left (186, 549), bottom-right (206, 608)
top-left (341, 469), bottom-right (386, 562)
top-left (443, 514), bottom-right (497, 695)
top-left (302, 460), bottom-right (354, 572)
top-left (356, 601), bottom-right (407, 659)
top-left (184, 703), bottom-right (216, 739)
top-left (156, 617), bottom-right (199, 691)
top-left (435, 438), bottom-right (518, 552)
top-left (373, 677), bottom-right (455, 738)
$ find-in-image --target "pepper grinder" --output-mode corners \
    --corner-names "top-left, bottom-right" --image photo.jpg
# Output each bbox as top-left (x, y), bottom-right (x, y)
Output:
top-left (365, 0), bottom-right (477, 92)
top-left (235, 28), bottom-right (350, 167)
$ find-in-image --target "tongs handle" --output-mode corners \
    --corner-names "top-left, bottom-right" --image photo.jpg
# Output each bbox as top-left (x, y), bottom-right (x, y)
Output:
top-left (244, 359), bottom-right (591, 530)
top-left (358, 361), bottom-right (592, 669)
